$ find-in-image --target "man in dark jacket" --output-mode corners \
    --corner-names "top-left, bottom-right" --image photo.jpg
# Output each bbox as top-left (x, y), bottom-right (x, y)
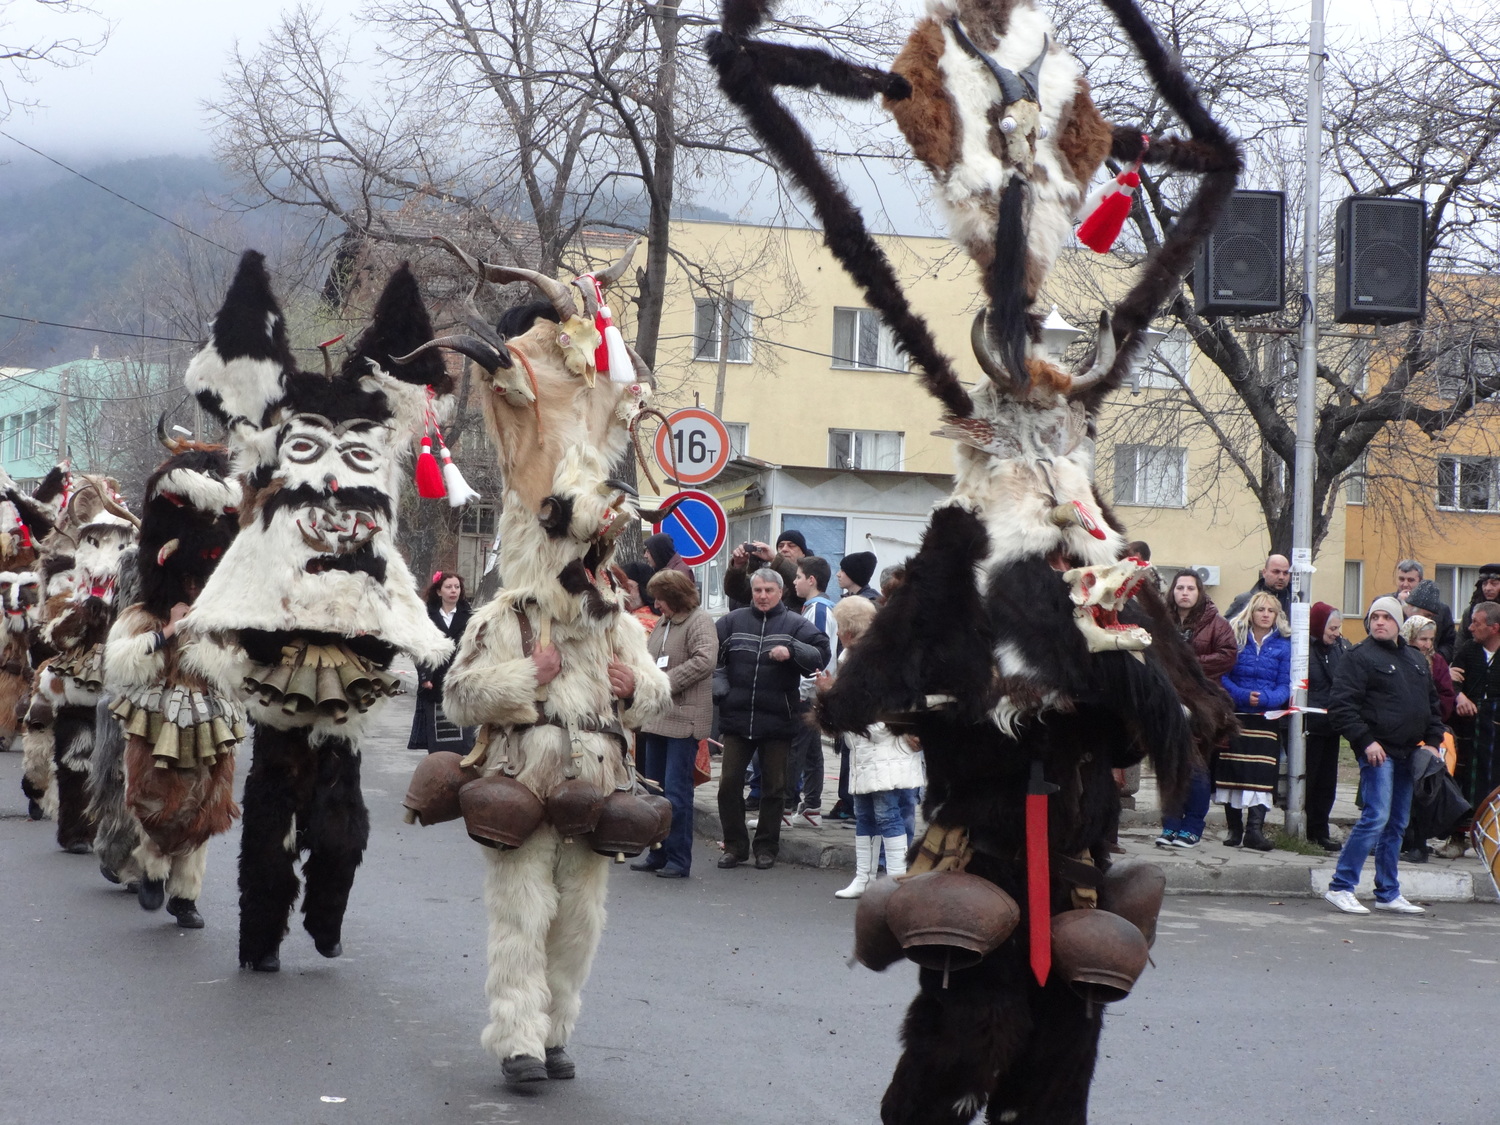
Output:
top-left (1452, 600), bottom-right (1500, 832)
top-left (714, 568), bottom-right (830, 869)
top-left (1225, 553), bottom-right (1292, 619)
top-left (1324, 597), bottom-right (1446, 915)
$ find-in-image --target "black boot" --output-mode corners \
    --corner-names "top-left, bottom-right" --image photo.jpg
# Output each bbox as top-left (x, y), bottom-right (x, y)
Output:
top-left (1243, 806), bottom-right (1274, 852)
top-left (137, 878), bottom-right (165, 911)
top-left (1222, 805), bottom-right (1244, 847)
top-left (167, 897), bottom-right (205, 929)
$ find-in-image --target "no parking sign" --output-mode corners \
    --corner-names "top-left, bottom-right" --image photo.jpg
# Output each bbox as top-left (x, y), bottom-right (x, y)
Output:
top-left (651, 489), bottom-right (727, 567)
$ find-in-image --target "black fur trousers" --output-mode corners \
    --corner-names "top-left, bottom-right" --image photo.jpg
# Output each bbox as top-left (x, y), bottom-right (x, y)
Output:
top-left (882, 957), bottom-right (1103, 1125)
top-left (53, 705), bottom-right (98, 852)
top-left (237, 724), bottom-right (370, 967)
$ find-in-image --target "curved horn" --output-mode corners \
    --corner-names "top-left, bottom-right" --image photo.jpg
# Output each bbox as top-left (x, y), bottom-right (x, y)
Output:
top-left (948, 18), bottom-right (1032, 106)
top-left (392, 336), bottom-right (511, 374)
top-left (1068, 313), bottom-right (1118, 397)
top-left (431, 235), bottom-right (578, 321)
top-left (638, 493), bottom-right (688, 524)
top-left (591, 238), bottom-right (641, 289)
top-left (624, 343), bottom-right (655, 389)
top-left (971, 309), bottom-right (1031, 393)
top-left (156, 413), bottom-right (182, 453)
top-left (97, 490), bottom-right (142, 530)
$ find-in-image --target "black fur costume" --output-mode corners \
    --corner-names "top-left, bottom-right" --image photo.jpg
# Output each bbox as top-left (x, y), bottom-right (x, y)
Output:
top-left (181, 253), bottom-right (452, 972)
top-left (710, 2), bottom-right (1241, 1121)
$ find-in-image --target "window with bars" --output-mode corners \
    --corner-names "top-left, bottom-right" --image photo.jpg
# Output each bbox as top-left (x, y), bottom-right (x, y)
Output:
top-left (1437, 455), bottom-right (1500, 512)
top-left (1112, 444), bottom-right (1187, 507)
top-left (693, 298), bottom-right (753, 363)
top-left (1435, 564), bottom-right (1483, 610)
top-left (829, 429), bottom-right (903, 471)
top-left (832, 308), bottom-right (907, 372)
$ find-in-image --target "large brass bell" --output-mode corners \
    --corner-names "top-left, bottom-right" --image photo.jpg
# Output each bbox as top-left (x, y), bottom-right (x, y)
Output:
top-left (885, 870), bottom-right (1021, 971)
top-left (545, 778), bottom-right (608, 840)
top-left (1097, 862), bottom-right (1166, 947)
top-left (852, 877), bottom-right (905, 972)
top-left (1050, 908), bottom-right (1150, 1003)
top-left (588, 791), bottom-right (671, 861)
top-left (459, 775), bottom-right (545, 849)
top-left (402, 751), bottom-right (478, 826)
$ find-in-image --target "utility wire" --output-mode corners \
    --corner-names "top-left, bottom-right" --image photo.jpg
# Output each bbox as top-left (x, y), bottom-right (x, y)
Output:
top-left (0, 311), bottom-right (200, 345)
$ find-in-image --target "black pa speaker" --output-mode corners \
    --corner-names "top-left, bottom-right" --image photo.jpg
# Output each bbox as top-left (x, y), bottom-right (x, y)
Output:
top-left (1334, 196), bottom-right (1426, 325)
top-left (1192, 190), bottom-right (1285, 317)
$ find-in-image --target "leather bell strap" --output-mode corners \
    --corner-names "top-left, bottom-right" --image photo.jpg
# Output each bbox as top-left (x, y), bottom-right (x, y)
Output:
top-left (1026, 759), bottom-right (1059, 986)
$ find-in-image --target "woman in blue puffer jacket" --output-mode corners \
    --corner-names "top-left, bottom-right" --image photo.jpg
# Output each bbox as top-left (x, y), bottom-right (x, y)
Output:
top-left (1216, 591), bottom-right (1291, 851)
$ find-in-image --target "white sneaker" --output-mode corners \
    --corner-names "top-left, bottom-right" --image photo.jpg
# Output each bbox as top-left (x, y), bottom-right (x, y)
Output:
top-left (746, 817), bottom-right (758, 830)
top-left (798, 808), bottom-right (822, 829)
top-left (1373, 895), bottom-right (1425, 914)
top-left (1324, 889), bottom-right (1370, 915)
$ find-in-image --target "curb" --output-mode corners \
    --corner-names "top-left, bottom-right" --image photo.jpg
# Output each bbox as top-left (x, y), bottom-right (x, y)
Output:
top-left (691, 793), bottom-right (1499, 902)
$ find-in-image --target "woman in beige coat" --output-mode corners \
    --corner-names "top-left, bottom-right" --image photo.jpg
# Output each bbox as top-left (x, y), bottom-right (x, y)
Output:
top-left (633, 570), bottom-right (718, 877)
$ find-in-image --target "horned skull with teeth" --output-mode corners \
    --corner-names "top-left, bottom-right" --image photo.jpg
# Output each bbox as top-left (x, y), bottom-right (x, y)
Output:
top-left (1063, 558), bottom-right (1153, 652)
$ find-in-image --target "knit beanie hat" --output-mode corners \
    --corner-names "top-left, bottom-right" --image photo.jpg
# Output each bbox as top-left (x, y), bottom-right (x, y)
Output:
top-left (1405, 579), bottom-right (1443, 616)
top-left (775, 529), bottom-right (808, 554)
top-left (1366, 595), bottom-right (1404, 625)
top-left (1479, 562), bottom-right (1500, 579)
top-left (839, 551), bottom-right (877, 588)
top-left (1309, 601), bottom-right (1338, 640)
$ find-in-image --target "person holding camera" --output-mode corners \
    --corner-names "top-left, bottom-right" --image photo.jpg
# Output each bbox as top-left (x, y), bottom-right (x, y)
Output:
top-left (723, 531), bottom-right (807, 611)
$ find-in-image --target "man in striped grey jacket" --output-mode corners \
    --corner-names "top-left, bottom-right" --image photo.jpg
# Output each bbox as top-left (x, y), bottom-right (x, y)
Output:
top-left (715, 569), bottom-right (830, 869)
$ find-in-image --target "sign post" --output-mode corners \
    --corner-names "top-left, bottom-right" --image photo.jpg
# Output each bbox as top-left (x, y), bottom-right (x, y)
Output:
top-left (655, 407), bottom-right (732, 487)
top-left (652, 489), bottom-right (728, 567)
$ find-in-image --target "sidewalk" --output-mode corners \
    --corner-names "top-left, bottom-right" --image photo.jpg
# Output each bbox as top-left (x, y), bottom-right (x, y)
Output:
top-left (690, 757), bottom-right (1499, 903)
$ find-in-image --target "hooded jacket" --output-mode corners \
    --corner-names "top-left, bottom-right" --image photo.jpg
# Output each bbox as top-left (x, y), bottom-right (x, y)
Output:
top-left (1329, 634), bottom-right (1445, 758)
top-left (715, 601), bottom-right (830, 739)
top-left (1221, 630), bottom-right (1291, 713)
top-left (1175, 597), bottom-right (1237, 679)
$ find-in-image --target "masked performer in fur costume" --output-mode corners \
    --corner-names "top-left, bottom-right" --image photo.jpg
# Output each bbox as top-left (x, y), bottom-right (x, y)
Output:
top-left (95, 442), bottom-right (243, 926)
top-left (180, 251), bottom-right (454, 972)
top-left (398, 239), bottom-right (672, 1088)
top-left (22, 481), bottom-right (138, 852)
top-left (709, 2), bottom-right (1239, 1122)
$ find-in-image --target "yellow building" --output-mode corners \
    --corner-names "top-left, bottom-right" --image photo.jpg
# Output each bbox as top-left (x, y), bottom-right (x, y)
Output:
top-left (646, 219), bottom-right (1347, 610)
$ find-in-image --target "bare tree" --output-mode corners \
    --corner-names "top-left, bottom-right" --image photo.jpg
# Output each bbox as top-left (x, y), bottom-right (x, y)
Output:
top-left (1050, 0), bottom-right (1500, 557)
top-left (0, 0), bottom-right (107, 122)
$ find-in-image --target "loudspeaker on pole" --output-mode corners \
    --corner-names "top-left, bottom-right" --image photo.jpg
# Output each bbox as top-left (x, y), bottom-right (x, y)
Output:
top-left (1333, 196), bottom-right (1426, 326)
top-left (1191, 190), bottom-right (1286, 317)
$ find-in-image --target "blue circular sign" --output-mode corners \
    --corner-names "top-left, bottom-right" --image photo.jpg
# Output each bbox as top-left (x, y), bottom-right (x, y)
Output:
top-left (652, 489), bottom-right (727, 567)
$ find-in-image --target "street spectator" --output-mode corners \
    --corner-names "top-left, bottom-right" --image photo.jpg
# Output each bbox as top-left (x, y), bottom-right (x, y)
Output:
top-left (878, 563), bottom-right (906, 606)
top-left (1449, 601), bottom-right (1500, 859)
top-left (408, 571), bottom-right (477, 754)
top-left (643, 532), bottom-right (694, 582)
top-left (1226, 553), bottom-right (1292, 619)
top-left (723, 531), bottom-right (806, 611)
top-left (1323, 597), bottom-right (1446, 915)
top-left (1392, 569), bottom-right (1456, 662)
top-left (1397, 613), bottom-right (1456, 864)
top-left (837, 551), bottom-right (879, 600)
top-left (1457, 565), bottom-right (1500, 637)
top-left (714, 568), bottom-right (830, 870)
top-left (787, 555), bottom-right (838, 827)
top-left (616, 559), bottom-right (660, 633)
top-left (1216, 591), bottom-right (1291, 851)
top-left (819, 596), bottom-right (924, 899)
top-left (1305, 602), bottom-right (1352, 851)
top-left (632, 571), bottom-right (718, 880)
top-left (1154, 569), bottom-right (1237, 849)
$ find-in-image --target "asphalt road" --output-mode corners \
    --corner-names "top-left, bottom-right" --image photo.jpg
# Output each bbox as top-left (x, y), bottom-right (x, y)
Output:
top-left (2, 717), bottom-right (1496, 1125)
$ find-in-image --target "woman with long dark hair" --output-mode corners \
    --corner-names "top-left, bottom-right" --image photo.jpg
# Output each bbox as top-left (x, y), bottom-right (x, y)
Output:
top-left (407, 571), bottom-right (476, 754)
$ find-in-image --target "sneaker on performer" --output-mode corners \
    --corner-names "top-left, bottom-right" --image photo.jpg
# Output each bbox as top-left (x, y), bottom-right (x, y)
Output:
top-left (1323, 889), bottom-right (1370, 915)
top-left (1373, 895), bottom-right (1425, 914)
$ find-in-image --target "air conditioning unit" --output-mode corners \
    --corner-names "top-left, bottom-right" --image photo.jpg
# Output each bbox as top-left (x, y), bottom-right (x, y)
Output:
top-left (1192, 565), bottom-right (1221, 587)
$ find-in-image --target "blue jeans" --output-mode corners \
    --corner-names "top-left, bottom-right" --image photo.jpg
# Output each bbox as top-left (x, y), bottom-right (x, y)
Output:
top-left (853, 791), bottom-right (908, 839)
top-left (1330, 752), bottom-right (1417, 902)
top-left (1161, 763), bottom-right (1211, 838)
top-left (638, 733), bottom-right (696, 874)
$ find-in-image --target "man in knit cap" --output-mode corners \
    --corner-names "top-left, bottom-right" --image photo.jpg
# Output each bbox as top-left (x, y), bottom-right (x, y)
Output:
top-left (724, 530), bottom-right (806, 610)
top-left (836, 551), bottom-right (879, 601)
top-left (1324, 596), bottom-right (1446, 915)
top-left (1388, 562), bottom-right (1455, 661)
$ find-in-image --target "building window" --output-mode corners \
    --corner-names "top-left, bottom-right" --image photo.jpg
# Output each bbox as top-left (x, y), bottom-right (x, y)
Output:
top-left (1112, 444), bottom-right (1187, 507)
top-left (1436, 455), bottom-right (1500, 512)
top-left (17, 411), bottom-right (36, 460)
top-left (829, 429), bottom-right (903, 471)
top-left (693, 298), bottom-right (753, 363)
top-left (724, 422), bottom-right (748, 459)
top-left (1435, 564), bottom-right (1482, 610)
top-left (1134, 328), bottom-right (1191, 390)
top-left (1344, 450), bottom-right (1366, 505)
top-left (781, 513), bottom-right (846, 561)
top-left (2, 415), bottom-right (18, 461)
top-left (460, 503), bottom-right (497, 539)
top-left (1343, 560), bottom-right (1364, 617)
top-left (832, 308), bottom-right (907, 372)
top-left (34, 407), bottom-right (56, 454)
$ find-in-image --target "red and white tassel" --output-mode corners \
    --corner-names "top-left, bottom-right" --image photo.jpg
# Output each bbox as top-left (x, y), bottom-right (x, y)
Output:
top-left (1076, 167), bottom-right (1140, 253)
top-left (415, 436), bottom-right (446, 499)
top-left (581, 274), bottom-right (635, 384)
top-left (438, 439), bottom-right (480, 508)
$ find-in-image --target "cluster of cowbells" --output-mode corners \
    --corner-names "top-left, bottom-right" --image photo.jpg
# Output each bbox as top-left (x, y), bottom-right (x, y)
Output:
top-left (854, 863), bottom-right (1166, 1003)
top-left (402, 751), bottom-right (672, 861)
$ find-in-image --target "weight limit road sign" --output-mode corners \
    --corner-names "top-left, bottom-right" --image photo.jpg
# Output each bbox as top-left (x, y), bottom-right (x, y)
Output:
top-left (655, 407), bottom-right (732, 486)
top-left (652, 489), bottom-right (727, 567)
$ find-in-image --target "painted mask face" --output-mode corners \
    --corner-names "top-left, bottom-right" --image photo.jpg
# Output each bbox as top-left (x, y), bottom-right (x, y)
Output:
top-left (0, 572), bottom-right (39, 634)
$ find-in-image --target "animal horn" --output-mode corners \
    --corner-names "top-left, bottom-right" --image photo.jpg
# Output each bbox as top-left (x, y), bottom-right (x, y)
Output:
top-left (638, 493), bottom-right (688, 524)
top-left (1068, 313), bottom-right (1118, 396)
top-left (431, 236), bottom-right (579, 321)
top-left (392, 336), bottom-right (511, 374)
top-left (590, 238), bottom-right (641, 289)
top-left (156, 414), bottom-right (182, 453)
top-left (97, 490), bottom-right (142, 529)
top-left (1017, 36), bottom-right (1049, 102)
top-left (156, 538), bottom-right (181, 566)
top-left (948, 18), bottom-right (1033, 106)
top-left (970, 310), bottom-right (1030, 394)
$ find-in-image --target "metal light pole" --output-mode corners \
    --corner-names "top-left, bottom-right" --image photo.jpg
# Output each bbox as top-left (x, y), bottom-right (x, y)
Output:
top-left (1285, 0), bottom-right (1325, 839)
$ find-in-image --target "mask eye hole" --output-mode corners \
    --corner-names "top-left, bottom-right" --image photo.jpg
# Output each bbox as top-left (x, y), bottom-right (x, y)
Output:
top-left (285, 436), bottom-right (326, 463)
top-left (338, 443), bottom-right (379, 473)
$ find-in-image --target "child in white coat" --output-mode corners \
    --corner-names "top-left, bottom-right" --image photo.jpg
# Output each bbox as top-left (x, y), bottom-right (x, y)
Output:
top-left (817, 596), bottom-right (925, 899)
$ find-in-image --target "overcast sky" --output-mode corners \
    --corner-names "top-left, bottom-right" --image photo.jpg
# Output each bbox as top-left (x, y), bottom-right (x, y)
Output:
top-left (0, 0), bottom-right (1476, 170)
